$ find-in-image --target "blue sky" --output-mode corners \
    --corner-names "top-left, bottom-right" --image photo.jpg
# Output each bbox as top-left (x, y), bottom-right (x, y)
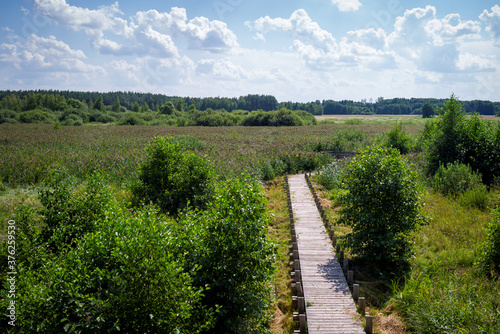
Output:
top-left (1, 0), bottom-right (500, 102)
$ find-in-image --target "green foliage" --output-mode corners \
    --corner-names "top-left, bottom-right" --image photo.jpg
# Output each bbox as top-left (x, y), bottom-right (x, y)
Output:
top-left (240, 108), bottom-right (306, 126)
top-left (385, 122), bottom-right (411, 154)
top-left (457, 185), bottom-right (489, 210)
top-left (316, 160), bottom-right (344, 190)
top-left (118, 114), bottom-right (145, 125)
top-left (7, 204), bottom-right (214, 334)
top-left (19, 109), bottom-right (56, 123)
top-left (160, 101), bottom-right (175, 115)
top-left (38, 170), bottom-right (112, 252)
top-left (92, 95), bottom-right (106, 112)
top-left (421, 102), bottom-right (435, 118)
top-left (133, 136), bottom-right (215, 214)
top-left (476, 208), bottom-right (500, 277)
top-left (338, 146), bottom-right (425, 272)
top-left (393, 269), bottom-right (500, 333)
top-left (177, 175), bottom-right (275, 333)
top-left (0, 109), bottom-right (18, 124)
top-left (426, 94), bottom-right (500, 185)
top-left (430, 162), bottom-right (484, 196)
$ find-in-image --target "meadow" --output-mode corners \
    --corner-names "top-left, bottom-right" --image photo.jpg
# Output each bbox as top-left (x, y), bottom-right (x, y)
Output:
top-left (1, 112), bottom-right (499, 333)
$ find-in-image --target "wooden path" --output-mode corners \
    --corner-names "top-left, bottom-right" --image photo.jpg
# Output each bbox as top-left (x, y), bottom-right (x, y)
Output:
top-left (288, 174), bottom-right (365, 334)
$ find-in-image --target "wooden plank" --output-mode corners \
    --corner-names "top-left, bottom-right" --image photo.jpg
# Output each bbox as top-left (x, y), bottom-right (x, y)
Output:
top-left (288, 174), bottom-right (364, 334)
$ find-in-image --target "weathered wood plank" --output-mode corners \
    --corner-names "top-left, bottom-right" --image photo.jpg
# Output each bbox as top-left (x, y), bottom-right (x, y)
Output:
top-left (288, 174), bottom-right (364, 334)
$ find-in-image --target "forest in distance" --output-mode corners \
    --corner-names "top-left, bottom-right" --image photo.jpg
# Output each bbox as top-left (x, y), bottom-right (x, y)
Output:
top-left (0, 90), bottom-right (499, 126)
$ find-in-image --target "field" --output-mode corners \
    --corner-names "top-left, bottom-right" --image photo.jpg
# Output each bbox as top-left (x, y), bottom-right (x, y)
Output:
top-left (1, 116), bottom-right (499, 333)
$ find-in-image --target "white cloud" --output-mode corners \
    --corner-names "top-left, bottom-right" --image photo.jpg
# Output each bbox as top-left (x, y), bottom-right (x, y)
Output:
top-left (196, 58), bottom-right (246, 80)
top-left (387, 6), bottom-right (491, 73)
top-left (480, 5), bottom-right (500, 46)
top-left (0, 34), bottom-right (102, 73)
top-left (246, 9), bottom-right (337, 52)
top-left (33, 1), bottom-right (238, 57)
top-left (331, 0), bottom-right (362, 12)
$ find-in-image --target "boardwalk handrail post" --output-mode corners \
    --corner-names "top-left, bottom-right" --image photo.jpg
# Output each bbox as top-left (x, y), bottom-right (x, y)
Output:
top-left (365, 315), bottom-right (373, 334)
top-left (353, 283), bottom-right (359, 301)
top-left (358, 297), bottom-right (366, 315)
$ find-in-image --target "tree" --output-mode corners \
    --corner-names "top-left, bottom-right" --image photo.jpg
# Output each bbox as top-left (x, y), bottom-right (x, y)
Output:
top-left (160, 101), bottom-right (175, 115)
top-left (131, 101), bottom-right (140, 112)
top-left (132, 136), bottom-right (215, 214)
top-left (422, 102), bottom-right (435, 118)
top-left (112, 96), bottom-right (121, 112)
top-left (426, 94), bottom-right (500, 185)
top-left (93, 95), bottom-right (106, 111)
top-left (338, 146), bottom-right (425, 272)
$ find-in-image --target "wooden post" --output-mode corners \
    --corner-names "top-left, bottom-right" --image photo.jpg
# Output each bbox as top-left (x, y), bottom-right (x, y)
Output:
top-left (339, 250), bottom-right (344, 263)
top-left (332, 235), bottom-right (337, 248)
top-left (294, 259), bottom-right (300, 271)
top-left (336, 244), bottom-right (341, 254)
top-left (366, 315), bottom-right (373, 334)
top-left (299, 314), bottom-right (306, 333)
top-left (353, 283), bottom-right (359, 301)
top-left (358, 297), bottom-right (366, 315)
top-left (343, 259), bottom-right (348, 273)
top-left (298, 297), bottom-right (305, 314)
top-left (292, 242), bottom-right (298, 251)
top-left (297, 281), bottom-right (303, 297)
top-left (295, 269), bottom-right (301, 282)
top-left (293, 250), bottom-right (299, 260)
top-left (348, 270), bottom-right (354, 284)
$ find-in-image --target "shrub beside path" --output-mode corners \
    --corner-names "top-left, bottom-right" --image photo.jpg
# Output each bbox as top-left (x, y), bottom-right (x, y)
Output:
top-left (288, 174), bottom-right (365, 334)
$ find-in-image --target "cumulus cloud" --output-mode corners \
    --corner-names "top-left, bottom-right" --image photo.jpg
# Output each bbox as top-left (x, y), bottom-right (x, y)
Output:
top-left (196, 58), bottom-right (247, 80)
top-left (331, 0), bottom-right (362, 12)
top-left (387, 6), bottom-right (490, 73)
top-left (247, 9), bottom-right (394, 70)
top-left (246, 9), bottom-right (337, 52)
top-left (480, 5), bottom-right (500, 46)
top-left (0, 34), bottom-right (103, 73)
top-left (33, 0), bottom-right (238, 57)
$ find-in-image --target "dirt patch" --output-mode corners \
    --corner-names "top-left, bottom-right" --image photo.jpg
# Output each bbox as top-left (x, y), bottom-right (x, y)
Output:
top-left (376, 312), bottom-right (407, 334)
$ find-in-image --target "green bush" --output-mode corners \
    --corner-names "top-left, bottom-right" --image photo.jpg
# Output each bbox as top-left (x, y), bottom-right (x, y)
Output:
top-left (338, 146), bottom-right (425, 272)
top-left (118, 114), bottom-right (145, 125)
top-left (316, 160), bottom-right (344, 190)
top-left (385, 122), bottom-right (411, 154)
top-left (7, 204), bottom-right (215, 333)
top-left (132, 136), bottom-right (215, 214)
top-left (457, 185), bottom-right (489, 210)
top-left (19, 109), bottom-right (56, 123)
top-left (431, 162), bottom-right (483, 196)
top-left (476, 208), bottom-right (500, 277)
top-left (62, 114), bottom-right (84, 126)
top-left (426, 94), bottom-right (500, 186)
top-left (38, 170), bottom-right (112, 252)
top-left (0, 109), bottom-right (18, 123)
top-left (177, 175), bottom-right (275, 333)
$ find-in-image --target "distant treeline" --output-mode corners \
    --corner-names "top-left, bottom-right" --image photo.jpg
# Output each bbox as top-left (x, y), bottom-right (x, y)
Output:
top-left (0, 90), bottom-right (499, 117)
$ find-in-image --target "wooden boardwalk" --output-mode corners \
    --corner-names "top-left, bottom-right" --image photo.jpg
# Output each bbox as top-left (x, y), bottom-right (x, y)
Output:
top-left (288, 174), bottom-right (364, 334)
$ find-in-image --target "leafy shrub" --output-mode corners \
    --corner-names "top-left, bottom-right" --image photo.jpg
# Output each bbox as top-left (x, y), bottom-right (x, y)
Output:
top-left (132, 136), bottom-right (215, 214)
top-left (426, 94), bottom-right (500, 186)
top-left (8, 204), bottom-right (215, 334)
top-left (476, 208), bottom-right (500, 277)
top-left (38, 170), bottom-right (112, 252)
top-left (177, 175), bottom-right (275, 333)
top-left (430, 162), bottom-right (483, 196)
top-left (60, 108), bottom-right (89, 123)
top-left (344, 118), bottom-right (363, 125)
top-left (62, 114), bottom-right (84, 126)
top-left (118, 114), bottom-right (145, 125)
top-left (316, 160), bottom-right (344, 190)
top-left (338, 146), bottom-right (425, 272)
top-left (19, 109), bottom-right (56, 123)
top-left (385, 122), bottom-right (411, 154)
top-left (0, 109), bottom-right (18, 123)
top-left (457, 185), bottom-right (488, 210)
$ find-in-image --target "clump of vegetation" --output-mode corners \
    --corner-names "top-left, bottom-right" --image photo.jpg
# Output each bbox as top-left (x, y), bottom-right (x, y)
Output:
top-left (425, 94), bottom-right (500, 186)
top-left (316, 160), bottom-right (344, 190)
top-left (430, 162), bottom-right (484, 196)
top-left (476, 208), bottom-right (500, 277)
top-left (385, 122), bottom-right (411, 154)
top-left (132, 136), bottom-right (215, 214)
top-left (12, 203), bottom-right (215, 334)
top-left (337, 146), bottom-right (425, 272)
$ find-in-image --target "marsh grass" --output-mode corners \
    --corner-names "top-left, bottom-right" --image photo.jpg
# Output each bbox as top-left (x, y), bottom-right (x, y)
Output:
top-left (265, 179), bottom-right (294, 334)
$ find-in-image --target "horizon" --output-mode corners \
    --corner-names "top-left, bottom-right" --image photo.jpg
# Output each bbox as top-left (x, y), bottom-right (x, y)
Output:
top-left (1, 1), bottom-right (500, 102)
